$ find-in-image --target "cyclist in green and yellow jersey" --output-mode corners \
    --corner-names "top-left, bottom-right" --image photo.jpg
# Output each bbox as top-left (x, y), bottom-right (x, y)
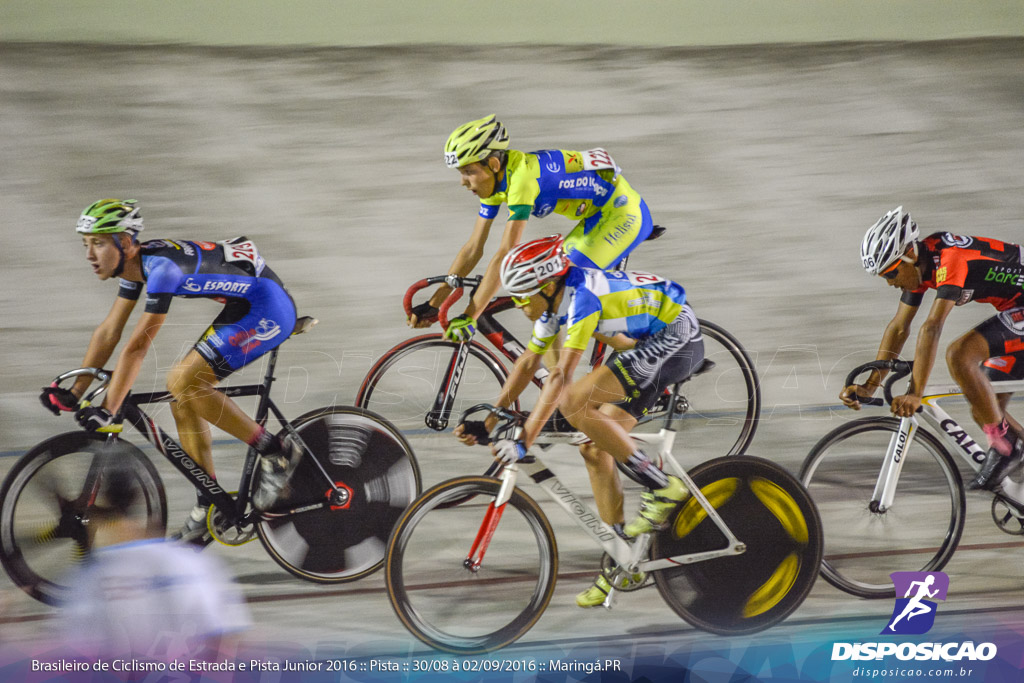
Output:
top-left (408, 115), bottom-right (655, 342)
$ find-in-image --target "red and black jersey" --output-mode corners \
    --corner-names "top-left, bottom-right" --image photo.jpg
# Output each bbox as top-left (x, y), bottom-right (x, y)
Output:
top-left (901, 232), bottom-right (1024, 311)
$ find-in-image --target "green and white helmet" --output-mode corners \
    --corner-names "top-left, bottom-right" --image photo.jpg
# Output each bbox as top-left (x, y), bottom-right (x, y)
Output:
top-left (76, 199), bottom-right (144, 237)
top-left (444, 115), bottom-right (509, 169)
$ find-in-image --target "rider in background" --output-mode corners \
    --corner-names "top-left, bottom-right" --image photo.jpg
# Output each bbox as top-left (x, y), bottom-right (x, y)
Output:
top-left (40, 199), bottom-right (303, 544)
top-left (61, 459), bottom-right (250, 659)
top-left (841, 206), bottom-right (1024, 490)
top-left (455, 235), bottom-right (703, 607)
top-left (408, 115), bottom-right (654, 342)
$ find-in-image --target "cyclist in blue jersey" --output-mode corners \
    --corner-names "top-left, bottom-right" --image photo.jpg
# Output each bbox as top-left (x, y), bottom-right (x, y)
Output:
top-left (454, 235), bottom-right (703, 607)
top-left (40, 199), bottom-right (302, 544)
top-left (408, 115), bottom-right (655, 343)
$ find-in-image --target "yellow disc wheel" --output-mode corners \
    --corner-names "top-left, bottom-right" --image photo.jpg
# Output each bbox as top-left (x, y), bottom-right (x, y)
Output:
top-left (651, 455), bottom-right (822, 635)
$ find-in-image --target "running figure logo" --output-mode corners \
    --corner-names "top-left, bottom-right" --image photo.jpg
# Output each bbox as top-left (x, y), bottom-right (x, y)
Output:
top-left (882, 572), bottom-right (949, 635)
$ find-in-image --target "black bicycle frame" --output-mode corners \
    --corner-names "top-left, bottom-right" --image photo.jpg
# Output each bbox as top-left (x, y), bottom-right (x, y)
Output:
top-left (112, 347), bottom-right (338, 526)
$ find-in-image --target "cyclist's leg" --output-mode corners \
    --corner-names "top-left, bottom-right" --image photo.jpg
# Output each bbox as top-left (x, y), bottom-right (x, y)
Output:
top-left (177, 280), bottom-right (297, 509)
top-left (577, 412), bottom-right (634, 527)
top-left (563, 176), bottom-right (652, 271)
top-left (979, 307), bottom-right (1024, 438)
top-left (954, 310), bottom-right (1024, 488)
top-left (946, 327), bottom-right (1004, 427)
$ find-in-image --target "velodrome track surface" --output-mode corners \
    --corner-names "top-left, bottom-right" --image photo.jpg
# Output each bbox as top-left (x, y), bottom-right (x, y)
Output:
top-left (2, 40), bottom-right (1024, 664)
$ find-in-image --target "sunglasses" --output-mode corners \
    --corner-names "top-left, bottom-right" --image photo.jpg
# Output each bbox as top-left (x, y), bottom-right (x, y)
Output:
top-left (881, 263), bottom-right (902, 280)
top-left (511, 295), bottom-right (531, 306)
top-left (880, 254), bottom-right (915, 281)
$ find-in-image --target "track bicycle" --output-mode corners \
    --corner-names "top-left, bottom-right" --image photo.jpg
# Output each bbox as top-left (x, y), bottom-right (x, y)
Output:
top-left (385, 402), bottom-right (822, 654)
top-left (799, 359), bottom-right (1024, 599)
top-left (0, 316), bottom-right (422, 606)
top-left (356, 275), bottom-right (761, 473)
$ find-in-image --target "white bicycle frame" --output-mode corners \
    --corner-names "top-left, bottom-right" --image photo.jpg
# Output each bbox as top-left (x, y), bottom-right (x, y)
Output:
top-left (870, 378), bottom-right (1024, 512)
top-left (487, 426), bottom-right (746, 608)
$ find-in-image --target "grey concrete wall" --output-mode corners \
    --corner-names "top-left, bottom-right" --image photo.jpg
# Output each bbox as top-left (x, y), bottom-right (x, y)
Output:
top-left (1, 1), bottom-right (1023, 46)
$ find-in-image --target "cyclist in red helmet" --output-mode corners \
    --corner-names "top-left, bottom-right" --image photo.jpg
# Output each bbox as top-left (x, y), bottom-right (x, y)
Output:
top-left (456, 235), bottom-right (704, 607)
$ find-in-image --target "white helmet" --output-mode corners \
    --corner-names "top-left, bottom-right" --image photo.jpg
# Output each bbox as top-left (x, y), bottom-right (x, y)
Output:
top-left (861, 206), bottom-right (919, 275)
top-left (500, 235), bottom-right (570, 296)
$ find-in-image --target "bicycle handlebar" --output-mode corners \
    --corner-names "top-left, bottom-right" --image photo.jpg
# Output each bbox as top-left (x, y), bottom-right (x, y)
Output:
top-left (844, 360), bottom-right (914, 407)
top-left (459, 403), bottom-right (524, 443)
top-left (403, 276), bottom-right (483, 331)
top-left (52, 368), bottom-right (113, 407)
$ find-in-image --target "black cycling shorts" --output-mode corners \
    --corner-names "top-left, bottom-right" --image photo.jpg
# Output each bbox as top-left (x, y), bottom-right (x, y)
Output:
top-left (977, 306), bottom-right (1024, 383)
top-left (608, 304), bottom-right (705, 419)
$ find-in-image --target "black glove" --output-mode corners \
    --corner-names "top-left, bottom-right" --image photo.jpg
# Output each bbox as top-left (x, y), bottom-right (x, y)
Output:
top-left (459, 420), bottom-right (492, 445)
top-left (409, 302), bottom-right (440, 324)
top-left (40, 385), bottom-right (79, 415)
top-left (75, 405), bottom-right (123, 433)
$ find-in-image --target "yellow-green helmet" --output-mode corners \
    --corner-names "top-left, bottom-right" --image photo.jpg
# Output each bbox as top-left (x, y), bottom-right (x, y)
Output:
top-left (444, 115), bottom-right (509, 169)
top-left (76, 199), bottom-right (144, 237)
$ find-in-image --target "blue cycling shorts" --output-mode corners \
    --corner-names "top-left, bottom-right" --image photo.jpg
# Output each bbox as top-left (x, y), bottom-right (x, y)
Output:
top-left (193, 277), bottom-right (296, 379)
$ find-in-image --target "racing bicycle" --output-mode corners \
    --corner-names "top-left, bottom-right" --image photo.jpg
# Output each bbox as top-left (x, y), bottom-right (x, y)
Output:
top-left (356, 275), bottom-right (761, 482)
top-left (0, 316), bottom-right (422, 606)
top-left (385, 402), bottom-right (822, 654)
top-left (799, 359), bottom-right (1024, 599)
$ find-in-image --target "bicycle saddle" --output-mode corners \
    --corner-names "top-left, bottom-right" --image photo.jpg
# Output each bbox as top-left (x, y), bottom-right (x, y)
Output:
top-left (291, 316), bottom-right (319, 336)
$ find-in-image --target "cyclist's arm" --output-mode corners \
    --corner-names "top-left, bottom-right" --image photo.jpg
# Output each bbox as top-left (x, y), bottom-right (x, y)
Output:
top-left (101, 311), bottom-right (167, 414)
top-left (70, 295), bottom-right (138, 398)
top-left (427, 215), bottom-right (494, 309)
top-left (496, 348), bottom-right (545, 412)
top-left (593, 332), bottom-right (636, 352)
top-left (464, 218), bottom-right (527, 319)
top-left (840, 300), bottom-right (919, 408)
top-left (521, 346), bottom-right (584, 448)
top-left (867, 300), bottom-right (920, 387)
top-left (902, 297), bottom-right (956, 399)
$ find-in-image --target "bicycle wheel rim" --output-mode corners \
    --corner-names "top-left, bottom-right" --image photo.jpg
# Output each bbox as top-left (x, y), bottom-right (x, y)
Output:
top-left (257, 407), bottom-right (420, 583)
top-left (386, 477), bottom-right (557, 654)
top-left (636, 320), bottom-right (760, 461)
top-left (800, 418), bottom-right (964, 599)
top-left (652, 456), bottom-right (822, 635)
top-left (0, 434), bottom-right (166, 606)
top-left (356, 337), bottom-right (518, 487)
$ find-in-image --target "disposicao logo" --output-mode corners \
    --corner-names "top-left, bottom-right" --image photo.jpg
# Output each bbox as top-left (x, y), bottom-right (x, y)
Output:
top-left (883, 571), bottom-right (948, 635)
top-left (831, 571), bottom-right (997, 662)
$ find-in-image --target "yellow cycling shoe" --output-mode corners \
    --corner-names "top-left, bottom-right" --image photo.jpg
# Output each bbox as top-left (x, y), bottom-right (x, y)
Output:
top-left (623, 476), bottom-right (688, 537)
top-left (575, 568), bottom-right (647, 608)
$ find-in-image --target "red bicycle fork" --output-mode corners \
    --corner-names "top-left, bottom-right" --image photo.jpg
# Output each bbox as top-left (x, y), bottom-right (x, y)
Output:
top-left (464, 500), bottom-right (508, 572)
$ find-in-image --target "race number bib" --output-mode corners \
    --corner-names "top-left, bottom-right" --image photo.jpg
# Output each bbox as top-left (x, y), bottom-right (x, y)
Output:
top-left (625, 271), bottom-right (665, 287)
top-left (581, 148), bottom-right (619, 174)
top-left (220, 237), bottom-right (266, 276)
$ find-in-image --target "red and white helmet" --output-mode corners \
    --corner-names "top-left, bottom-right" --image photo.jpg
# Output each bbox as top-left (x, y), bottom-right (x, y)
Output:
top-left (500, 235), bottom-right (570, 296)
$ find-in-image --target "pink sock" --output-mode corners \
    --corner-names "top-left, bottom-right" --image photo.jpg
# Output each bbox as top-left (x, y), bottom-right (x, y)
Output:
top-left (983, 420), bottom-right (1012, 457)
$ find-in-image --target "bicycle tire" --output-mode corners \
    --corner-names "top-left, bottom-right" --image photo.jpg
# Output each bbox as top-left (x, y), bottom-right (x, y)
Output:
top-left (799, 417), bottom-right (965, 599)
top-left (618, 320), bottom-right (761, 486)
top-left (0, 432), bottom-right (167, 606)
top-left (255, 406), bottom-right (421, 583)
top-left (356, 335), bottom-right (519, 483)
top-left (652, 455), bottom-right (822, 635)
top-left (385, 476), bottom-right (558, 654)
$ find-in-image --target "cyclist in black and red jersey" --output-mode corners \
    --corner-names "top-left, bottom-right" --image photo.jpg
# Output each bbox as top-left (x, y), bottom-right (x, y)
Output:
top-left (40, 199), bottom-right (303, 544)
top-left (841, 206), bottom-right (1024, 490)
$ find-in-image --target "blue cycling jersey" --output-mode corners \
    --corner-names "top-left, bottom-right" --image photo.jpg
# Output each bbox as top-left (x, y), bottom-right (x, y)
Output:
top-left (116, 237), bottom-right (296, 379)
top-left (117, 237), bottom-right (276, 314)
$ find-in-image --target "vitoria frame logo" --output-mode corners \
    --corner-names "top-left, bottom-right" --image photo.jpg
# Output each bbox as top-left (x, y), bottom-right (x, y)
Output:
top-left (831, 572), bottom-right (997, 663)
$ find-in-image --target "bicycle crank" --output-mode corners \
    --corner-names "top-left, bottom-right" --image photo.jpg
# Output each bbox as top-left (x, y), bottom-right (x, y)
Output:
top-left (208, 494), bottom-right (257, 546)
top-left (991, 495), bottom-right (1024, 535)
